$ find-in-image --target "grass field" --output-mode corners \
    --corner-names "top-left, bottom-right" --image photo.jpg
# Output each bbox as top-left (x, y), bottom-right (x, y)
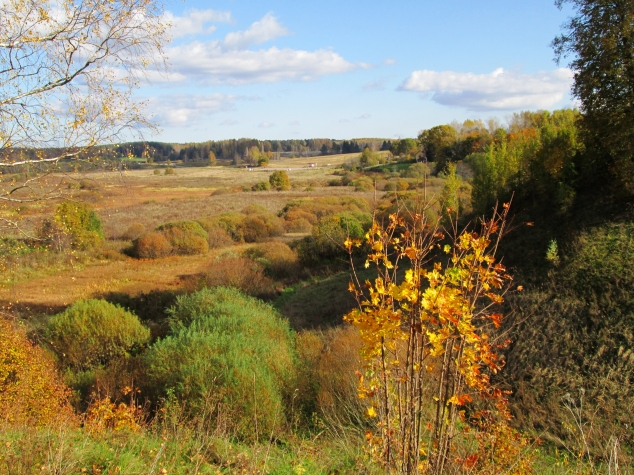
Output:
top-left (0, 155), bottom-right (382, 318)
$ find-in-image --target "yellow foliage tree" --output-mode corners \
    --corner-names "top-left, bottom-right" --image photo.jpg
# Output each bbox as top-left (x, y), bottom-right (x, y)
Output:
top-left (344, 203), bottom-right (534, 474)
top-left (0, 318), bottom-right (74, 426)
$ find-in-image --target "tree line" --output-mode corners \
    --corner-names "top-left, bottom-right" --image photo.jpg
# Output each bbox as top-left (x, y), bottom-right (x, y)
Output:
top-left (109, 137), bottom-right (396, 164)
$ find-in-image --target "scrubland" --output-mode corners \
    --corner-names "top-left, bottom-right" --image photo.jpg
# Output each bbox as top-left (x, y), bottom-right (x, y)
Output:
top-left (0, 143), bottom-right (631, 475)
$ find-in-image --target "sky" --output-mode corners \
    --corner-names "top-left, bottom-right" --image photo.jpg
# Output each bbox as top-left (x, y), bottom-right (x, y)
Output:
top-left (142, 0), bottom-right (576, 142)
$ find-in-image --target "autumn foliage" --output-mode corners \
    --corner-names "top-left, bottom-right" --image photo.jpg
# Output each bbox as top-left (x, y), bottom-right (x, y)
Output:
top-left (344, 203), bottom-right (534, 474)
top-left (0, 318), bottom-right (73, 426)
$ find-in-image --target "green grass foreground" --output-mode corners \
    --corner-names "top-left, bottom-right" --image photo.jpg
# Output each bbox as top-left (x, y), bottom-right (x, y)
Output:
top-left (0, 425), bottom-right (374, 474)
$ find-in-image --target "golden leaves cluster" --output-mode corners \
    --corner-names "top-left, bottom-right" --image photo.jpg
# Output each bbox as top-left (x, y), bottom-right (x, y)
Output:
top-left (344, 204), bottom-right (532, 473)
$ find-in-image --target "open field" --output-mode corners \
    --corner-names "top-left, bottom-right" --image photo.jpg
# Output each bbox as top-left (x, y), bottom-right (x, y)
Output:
top-left (0, 157), bottom-right (386, 318)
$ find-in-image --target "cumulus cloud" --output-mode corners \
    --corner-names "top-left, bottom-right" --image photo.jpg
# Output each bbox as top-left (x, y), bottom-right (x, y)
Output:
top-left (383, 58), bottom-right (397, 66)
top-left (166, 14), bottom-right (357, 85)
top-left (223, 13), bottom-right (289, 50)
top-left (148, 94), bottom-right (252, 127)
top-left (398, 68), bottom-right (573, 111)
top-left (164, 9), bottom-right (232, 39)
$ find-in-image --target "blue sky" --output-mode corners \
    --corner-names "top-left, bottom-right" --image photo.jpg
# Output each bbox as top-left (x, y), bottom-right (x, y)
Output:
top-left (143, 0), bottom-right (575, 142)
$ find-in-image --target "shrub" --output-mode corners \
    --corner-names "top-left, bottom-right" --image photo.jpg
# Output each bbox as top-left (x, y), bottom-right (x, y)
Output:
top-left (240, 206), bottom-right (285, 241)
top-left (132, 232), bottom-right (172, 258)
top-left (285, 217), bottom-right (313, 233)
top-left (46, 299), bottom-right (150, 370)
top-left (352, 176), bottom-right (374, 191)
top-left (209, 212), bottom-right (246, 242)
top-left (295, 211), bottom-right (372, 266)
top-left (190, 256), bottom-right (274, 298)
top-left (242, 215), bottom-right (269, 242)
top-left (280, 196), bottom-right (371, 233)
top-left (383, 181), bottom-right (398, 191)
top-left (284, 208), bottom-right (318, 225)
top-left (0, 318), bottom-right (74, 426)
top-left (252, 181), bottom-right (270, 191)
top-left (156, 221), bottom-right (209, 255)
top-left (197, 220), bottom-right (234, 249)
top-left (401, 162), bottom-right (430, 179)
top-left (143, 287), bottom-right (295, 441)
top-left (246, 242), bottom-right (300, 279)
top-left (52, 200), bottom-right (103, 249)
top-left (341, 172), bottom-right (356, 186)
top-left (269, 170), bottom-right (290, 191)
top-left (153, 169), bottom-right (161, 175)
top-left (164, 167), bottom-right (174, 175)
top-left (396, 179), bottom-right (410, 191)
top-left (121, 223), bottom-right (146, 241)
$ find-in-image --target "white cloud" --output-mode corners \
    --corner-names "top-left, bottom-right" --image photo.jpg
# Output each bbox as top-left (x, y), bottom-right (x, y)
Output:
top-left (357, 113), bottom-right (371, 119)
top-left (166, 14), bottom-right (357, 85)
top-left (164, 9), bottom-right (232, 39)
top-left (383, 58), bottom-right (397, 66)
top-left (169, 44), bottom-right (356, 85)
top-left (362, 78), bottom-right (387, 91)
top-left (220, 119), bottom-right (238, 125)
top-left (148, 94), bottom-right (246, 127)
top-left (223, 13), bottom-right (289, 50)
top-left (398, 68), bottom-right (573, 111)
top-left (258, 122), bottom-right (275, 128)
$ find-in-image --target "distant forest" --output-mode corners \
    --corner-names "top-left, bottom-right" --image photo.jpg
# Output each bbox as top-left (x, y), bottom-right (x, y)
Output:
top-left (112, 137), bottom-right (395, 164)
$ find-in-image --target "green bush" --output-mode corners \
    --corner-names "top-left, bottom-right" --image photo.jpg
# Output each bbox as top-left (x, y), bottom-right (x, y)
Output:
top-left (46, 299), bottom-right (150, 370)
top-left (401, 162), bottom-right (430, 179)
top-left (164, 167), bottom-right (174, 175)
top-left (156, 221), bottom-right (209, 255)
top-left (383, 181), bottom-right (397, 191)
top-left (52, 200), bottom-right (103, 249)
top-left (296, 211), bottom-right (372, 266)
top-left (269, 170), bottom-right (290, 191)
top-left (143, 287), bottom-right (295, 441)
top-left (252, 181), bottom-right (270, 191)
top-left (351, 176), bottom-right (374, 192)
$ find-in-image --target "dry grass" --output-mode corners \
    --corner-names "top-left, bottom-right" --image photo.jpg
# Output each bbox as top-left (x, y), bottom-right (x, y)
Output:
top-left (0, 245), bottom-right (253, 313)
